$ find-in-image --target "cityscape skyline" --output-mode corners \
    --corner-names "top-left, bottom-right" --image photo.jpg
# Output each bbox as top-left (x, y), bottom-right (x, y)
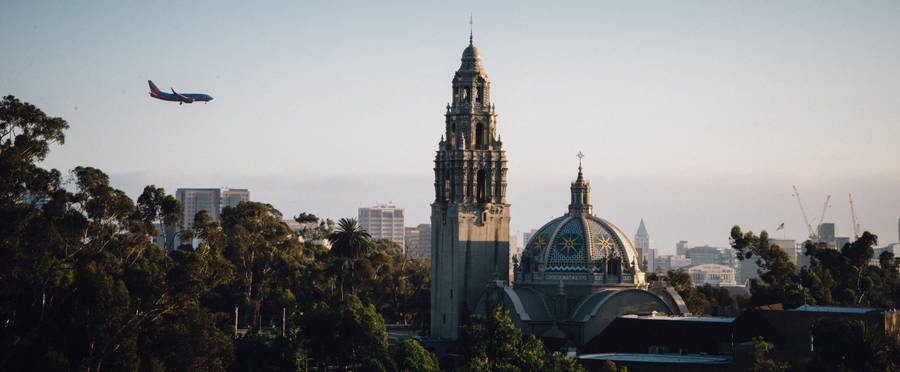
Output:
top-left (3, 1), bottom-right (899, 253)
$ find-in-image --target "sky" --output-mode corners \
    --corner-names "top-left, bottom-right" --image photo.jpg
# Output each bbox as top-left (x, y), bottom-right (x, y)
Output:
top-left (3, 1), bottom-right (900, 254)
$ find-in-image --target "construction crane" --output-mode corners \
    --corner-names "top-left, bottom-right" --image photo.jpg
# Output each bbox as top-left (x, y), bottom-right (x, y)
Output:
top-left (849, 193), bottom-right (860, 239)
top-left (815, 194), bottom-right (831, 238)
top-left (792, 185), bottom-right (831, 242)
top-left (793, 185), bottom-right (816, 241)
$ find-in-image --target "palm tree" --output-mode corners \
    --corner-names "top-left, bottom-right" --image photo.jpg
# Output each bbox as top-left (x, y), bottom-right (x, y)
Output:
top-left (328, 218), bottom-right (373, 297)
top-left (328, 218), bottom-right (372, 260)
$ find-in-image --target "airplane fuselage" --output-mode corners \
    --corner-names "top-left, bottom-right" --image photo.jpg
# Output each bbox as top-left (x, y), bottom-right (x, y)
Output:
top-left (148, 80), bottom-right (213, 104)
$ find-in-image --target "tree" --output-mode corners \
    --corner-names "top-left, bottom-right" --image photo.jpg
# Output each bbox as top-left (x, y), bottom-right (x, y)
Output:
top-left (749, 336), bottom-right (789, 372)
top-left (663, 269), bottom-right (710, 315)
top-left (458, 306), bottom-right (585, 371)
top-left (329, 217), bottom-right (373, 260)
top-left (302, 295), bottom-right (391, 370)
top-left (808, 318), bottom-right (900, 371)
top-left (199, 201), bottom-right (308, 327)
top-left (136, 185), bottom-right (182, 250)
top-left (0, 95), bottom-right (68, 206)
top-left (730, 226), bottom-right (803, 307)
top-left (391, 339), bottom-right (439, 372)
top-left (293, 212), bottom-right (319, 223)
top-left (328, 218), bottom-right (373, 297)
top-left (800, 231), bottom-right (900, 308)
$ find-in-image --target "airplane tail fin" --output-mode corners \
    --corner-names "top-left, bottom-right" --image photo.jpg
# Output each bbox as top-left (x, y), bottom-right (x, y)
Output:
top-left (148, 80), bottom-right (162, 95)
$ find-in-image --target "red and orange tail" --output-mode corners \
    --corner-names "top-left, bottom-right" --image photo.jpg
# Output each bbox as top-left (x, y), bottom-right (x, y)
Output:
top-left (148, 80), bottom-right (162, 95)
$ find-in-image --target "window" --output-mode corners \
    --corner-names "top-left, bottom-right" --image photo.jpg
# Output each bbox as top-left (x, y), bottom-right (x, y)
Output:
top-left (444, 179), bottom-right (451, 201)
top-left (476, 170), bottom-right (486, 203)
top-left (475, 122), bottom-right (484, 148)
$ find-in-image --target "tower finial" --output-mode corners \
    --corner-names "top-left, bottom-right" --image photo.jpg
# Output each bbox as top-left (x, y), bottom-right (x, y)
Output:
top-left (576, 151), bottom-right (584, 172)
top-left (469, 13), bottom-right (473, 45)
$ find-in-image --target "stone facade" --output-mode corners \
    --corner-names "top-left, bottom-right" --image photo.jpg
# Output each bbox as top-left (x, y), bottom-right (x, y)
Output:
top-left (430, 35), bottom-right (510, 340)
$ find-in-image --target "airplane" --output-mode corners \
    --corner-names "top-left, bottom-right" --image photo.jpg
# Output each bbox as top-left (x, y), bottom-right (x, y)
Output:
top-left (148, 80), bottom-right (213, 105)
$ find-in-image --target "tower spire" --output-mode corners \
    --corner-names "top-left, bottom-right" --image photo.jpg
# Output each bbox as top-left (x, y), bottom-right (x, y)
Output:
top-left (569, 151), bottom-right (592, 215)
top-left (576, 151), bottom-right (585, 183)
top-left (469, 14), bottom-right (474, 45)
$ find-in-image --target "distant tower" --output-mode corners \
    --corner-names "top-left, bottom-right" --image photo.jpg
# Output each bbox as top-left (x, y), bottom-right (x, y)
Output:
top-left (634, 219), bottom-right (651, 271)
top-left (430, 34), bottom-right (510, 340)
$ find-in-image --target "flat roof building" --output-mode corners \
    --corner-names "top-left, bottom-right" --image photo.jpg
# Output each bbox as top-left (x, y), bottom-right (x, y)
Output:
top-left (359, 204), bottom-right (405, 247)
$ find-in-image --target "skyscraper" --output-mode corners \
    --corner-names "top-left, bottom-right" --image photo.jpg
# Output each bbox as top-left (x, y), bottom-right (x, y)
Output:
top-left (633, 219), bottom-right (651, 270)
top-left (431, 34), bottom-right (510, 340)
top-left (358, 204), bottom-right (405, 247)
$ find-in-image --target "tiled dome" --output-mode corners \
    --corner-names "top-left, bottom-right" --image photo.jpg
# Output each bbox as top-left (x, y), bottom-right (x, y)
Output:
top-left (525, 214), bottom-right (639, 273)
top-left (522, 164), bottom-right (642, 275)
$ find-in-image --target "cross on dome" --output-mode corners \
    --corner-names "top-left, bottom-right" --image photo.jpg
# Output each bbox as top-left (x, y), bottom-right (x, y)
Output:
top-left (576, 151), bottom-right (584, 171)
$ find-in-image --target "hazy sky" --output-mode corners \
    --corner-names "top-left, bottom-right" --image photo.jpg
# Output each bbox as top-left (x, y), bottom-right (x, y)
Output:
top-left (3, 1), bottom-right (900, 253)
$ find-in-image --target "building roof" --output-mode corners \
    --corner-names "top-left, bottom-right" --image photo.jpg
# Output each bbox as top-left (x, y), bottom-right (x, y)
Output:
top-left (788, 304), bottom-right (882, 314)
top-left (686, 263), bottom-right (736, 273)
top-left (636, 219), bottom-right (648, 236)
top-left (579, 353), bottom-right (732, 364)
top-left (619, 314), bottom-right (736, 323)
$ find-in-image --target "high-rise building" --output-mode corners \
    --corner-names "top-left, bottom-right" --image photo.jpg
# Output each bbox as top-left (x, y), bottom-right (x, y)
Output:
top-left (405, 226), bottom-right (420, 257)
top-left (818, 223), bottom-right (836, 249)
top-left (358, 204), bottom-right (405, 247)
top-left (676, 241), bottom-right (689, 256)
top-left (404, 224), bottom-right (433, 259)
top-left (166, 188), bottom-right (249, 250)
top-left (177, 188), bottom-right (249, 230)
top-left (431, 35), bottom-right (510, 340)
top-left (633, 219), bottom-right (651, 271)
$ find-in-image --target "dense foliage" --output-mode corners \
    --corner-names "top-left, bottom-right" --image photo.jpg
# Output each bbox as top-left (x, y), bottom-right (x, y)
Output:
top-left (748, 336), bottom-right (789, 372)
top-left (731, 225), bottom-right (900, 309)
top-left (732, 225), bottom-right (900, 371)
top-left (456, 307), bottom-right (586, 372)
top-left (0, 96), bottom-right (433, 371)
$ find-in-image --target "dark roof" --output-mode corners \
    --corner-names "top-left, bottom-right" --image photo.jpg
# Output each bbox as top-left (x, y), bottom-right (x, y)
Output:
top-left (788, 304), bottom-right (882, 314)
top-left (580, 353), bottom-right (732, 364)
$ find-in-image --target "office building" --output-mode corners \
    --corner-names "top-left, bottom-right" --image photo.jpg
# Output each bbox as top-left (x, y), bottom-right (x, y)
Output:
top-left (359, 204), bottom-right (405, 247)
top-left (162, 187), bottom-right (250, 250)
top-left (676, 240), bottom-right (689, 256)
top-left (177, 188), bottom-right (250, 230)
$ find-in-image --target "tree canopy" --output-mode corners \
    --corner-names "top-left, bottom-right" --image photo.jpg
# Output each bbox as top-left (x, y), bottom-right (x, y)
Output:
top-left (0, 96), bottom-right (436, 371)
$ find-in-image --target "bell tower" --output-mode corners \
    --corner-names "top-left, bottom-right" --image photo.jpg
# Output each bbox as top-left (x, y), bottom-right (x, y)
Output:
top-left (430, 34), bottom-right (510, 340)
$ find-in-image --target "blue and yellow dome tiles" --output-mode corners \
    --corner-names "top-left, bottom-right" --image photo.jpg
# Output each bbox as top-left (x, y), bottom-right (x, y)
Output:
top-left (530, 215), bottom-right (635, 272)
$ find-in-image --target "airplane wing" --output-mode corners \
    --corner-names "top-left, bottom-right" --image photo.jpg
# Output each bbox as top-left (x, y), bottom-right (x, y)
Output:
top-left (171, 88), bottom-right (192, 102)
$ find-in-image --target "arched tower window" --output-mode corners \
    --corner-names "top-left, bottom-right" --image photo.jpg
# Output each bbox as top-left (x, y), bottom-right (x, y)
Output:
top-left (444, 171), bottom-right (451, 201)
top-left (477, 86), bottom-right (484, 105)
top-left (476, 169), bottom-right (486, 203)
top-left (475, 122), bottom-right (484, 149)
